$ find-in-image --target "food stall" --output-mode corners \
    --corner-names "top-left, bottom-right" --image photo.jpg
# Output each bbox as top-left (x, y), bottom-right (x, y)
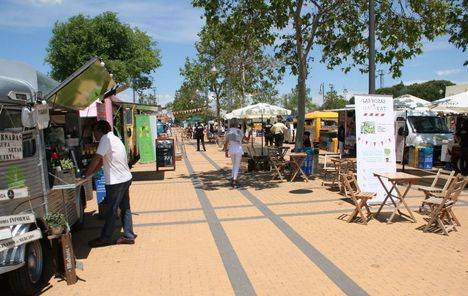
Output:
top-left (0, 57), bottom-right (119, 294)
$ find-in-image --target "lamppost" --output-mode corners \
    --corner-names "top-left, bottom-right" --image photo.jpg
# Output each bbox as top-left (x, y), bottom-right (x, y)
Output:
top-left (210, 65), bottom-right (222, 129)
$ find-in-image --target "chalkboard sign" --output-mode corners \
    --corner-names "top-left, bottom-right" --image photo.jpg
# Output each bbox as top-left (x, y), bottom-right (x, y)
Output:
top-left (155, 138), bottom-right (176, 171)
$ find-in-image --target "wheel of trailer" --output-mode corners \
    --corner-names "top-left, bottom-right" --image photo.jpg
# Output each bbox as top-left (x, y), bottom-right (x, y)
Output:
top-left (8, 236), bottom-right (53, 295)
top-left (72, 191), bottom-right (86, 231)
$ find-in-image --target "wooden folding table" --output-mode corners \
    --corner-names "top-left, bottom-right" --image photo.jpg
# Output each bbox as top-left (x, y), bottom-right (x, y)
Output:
top-left (373, 172), bottom-right (421, 224)
top-left (289, 152), bottom-right (309, 182)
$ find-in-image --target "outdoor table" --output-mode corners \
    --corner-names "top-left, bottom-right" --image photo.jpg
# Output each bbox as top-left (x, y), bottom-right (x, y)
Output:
top-left (289, 152), bottom-right (309, 182)
top-left (373, 172), bottom-right (421, 224)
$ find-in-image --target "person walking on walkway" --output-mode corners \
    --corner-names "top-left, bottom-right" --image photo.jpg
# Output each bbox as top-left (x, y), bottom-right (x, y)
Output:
top-left (85, 120), bottom-right (137, 247)
top-left (224, 120), bottom-right (244, 188)
top-left (272, 120), bottom-right (288, 147)
top-left (195, 121), bottom-right (206, 151)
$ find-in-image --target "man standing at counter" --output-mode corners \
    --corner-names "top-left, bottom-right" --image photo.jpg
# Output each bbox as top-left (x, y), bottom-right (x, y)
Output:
top-left (85, 120), bottom-right (137, 247)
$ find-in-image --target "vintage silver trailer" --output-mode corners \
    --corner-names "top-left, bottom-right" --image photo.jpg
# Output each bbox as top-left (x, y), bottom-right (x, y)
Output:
top-left (0, 58), bottom-right (116, 294)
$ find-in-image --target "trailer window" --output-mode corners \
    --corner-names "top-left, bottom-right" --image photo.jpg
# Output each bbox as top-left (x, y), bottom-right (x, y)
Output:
top-left (408, 116), bottom-right (450, 134)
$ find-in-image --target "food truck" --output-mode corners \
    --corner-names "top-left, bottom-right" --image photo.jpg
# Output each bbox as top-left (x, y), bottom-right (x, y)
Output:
top-left (304, 111), bottom-right (339, 150)
top-left (0, 57), bottom-right (118, 294)
top-left (111, 99), bottom-right (160, 166)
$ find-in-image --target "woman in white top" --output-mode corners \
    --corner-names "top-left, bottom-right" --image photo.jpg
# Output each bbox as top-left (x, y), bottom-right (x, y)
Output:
top-left (224, 120), bottom-right (244, 188)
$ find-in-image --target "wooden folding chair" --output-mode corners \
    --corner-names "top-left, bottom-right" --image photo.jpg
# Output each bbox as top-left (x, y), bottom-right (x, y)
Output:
top-left (342, 172), bottom-right (375, 225)
top-left (320, 152), bottom-right (341, 186)
top-left (421, 175), bottom-right (467, 235)
top-left (417, 169), bottom-right (456, 193)
top-left (268, 147), bottom-right (289, 181)
top-left (418, 169), bottom-right (456, 213)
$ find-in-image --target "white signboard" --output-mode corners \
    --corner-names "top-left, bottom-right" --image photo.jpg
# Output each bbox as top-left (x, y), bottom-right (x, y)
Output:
top-left (0, 213), bottom-right (36, 228)
top-left (355, 95), bottom-right (396, 203)
top-left (0, 132), bottom-right (23, 161)
top-left (0, 229), bottom-right (42, 253)
top-left (0, 188), bottom-right (28, 201)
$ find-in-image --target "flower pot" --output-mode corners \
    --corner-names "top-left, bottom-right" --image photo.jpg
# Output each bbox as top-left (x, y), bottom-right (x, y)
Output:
top-left (51, 226), bottom-right (64, 235)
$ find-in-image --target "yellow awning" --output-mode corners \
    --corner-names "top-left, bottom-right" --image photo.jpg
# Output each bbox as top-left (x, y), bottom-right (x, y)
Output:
top-left (305, 111), bottom-right (338, 119)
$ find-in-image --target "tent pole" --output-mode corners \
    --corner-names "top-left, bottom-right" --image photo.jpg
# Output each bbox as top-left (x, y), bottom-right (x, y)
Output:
top-left (261, 114), bottom-right (264, 156)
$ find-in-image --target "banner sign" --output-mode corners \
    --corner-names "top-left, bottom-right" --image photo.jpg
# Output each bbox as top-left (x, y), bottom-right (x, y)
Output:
top-left (0, 229), bottom-right (42, 253)
top-left (0, 132), bottom-right (23, 161)
top-left (94, 169), bottom-right (106, 204)
top-left (0, 188), bottom-right (28, 201)
top-left (135, 115), bottom-right (155, 163)
top-left (355, 95), bottom-right (396, 203)
top-left (0, 213), bottom-right (35, 228)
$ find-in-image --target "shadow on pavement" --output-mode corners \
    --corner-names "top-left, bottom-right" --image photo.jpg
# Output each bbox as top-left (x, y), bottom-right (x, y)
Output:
top-left (131, 171), bottom-right (165, 182)
top-left (178, 169), bottom-right (282, 191)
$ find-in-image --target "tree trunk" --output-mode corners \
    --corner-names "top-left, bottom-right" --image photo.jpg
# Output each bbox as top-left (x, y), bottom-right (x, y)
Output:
top-left (295, 54), bottom-right (307, 150)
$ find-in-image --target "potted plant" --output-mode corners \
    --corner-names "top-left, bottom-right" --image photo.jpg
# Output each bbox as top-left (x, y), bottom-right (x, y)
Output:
top-left (45, 212), bottom-right (68, 235)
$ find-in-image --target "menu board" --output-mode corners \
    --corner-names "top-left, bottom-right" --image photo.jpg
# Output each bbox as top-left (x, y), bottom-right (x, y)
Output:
top-left (355, 95), bottom-right (396, 203)
top-left (156, 139), bottom-right (175, 171)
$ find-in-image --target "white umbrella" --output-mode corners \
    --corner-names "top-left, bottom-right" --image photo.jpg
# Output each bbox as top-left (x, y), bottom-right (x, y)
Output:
top-left (431, 91), bottom-right (468, 113)
top-left (394, 94), bottom-right (430, 109)
top-left (229, 103), bottom-right (291, 155)
top-left (230, 103), bottom-right (291, 119)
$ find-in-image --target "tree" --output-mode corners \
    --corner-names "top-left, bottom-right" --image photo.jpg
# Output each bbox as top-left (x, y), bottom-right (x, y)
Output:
top-left (194, 0), bottom-right (453, 148)
top-left (171, 81), bottom-right (207, 121)
top-left (46, 12), bottom-right (161, 92)
top-left (448, 0), bottom-right (467, 65)
top-left (178, 12), bottom-right (282, 119)
top-left (321, 91), bottom-right (347, 110)
top-left (282, 87), bottom-right (318, 114)
top-left (376, 80), bottom-right (455, 101)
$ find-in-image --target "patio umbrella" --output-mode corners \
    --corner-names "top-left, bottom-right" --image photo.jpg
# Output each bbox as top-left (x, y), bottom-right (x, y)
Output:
top-left (229, 103), bottom-right (292, 154)
top-left (230, 103), bottom-right (291, 119)
top-left (430, 91), bottom-right (468, 113)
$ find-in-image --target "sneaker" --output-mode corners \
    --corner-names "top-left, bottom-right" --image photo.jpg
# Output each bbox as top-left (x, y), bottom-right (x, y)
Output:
top-left (116, 236), bottom-right (135, 245)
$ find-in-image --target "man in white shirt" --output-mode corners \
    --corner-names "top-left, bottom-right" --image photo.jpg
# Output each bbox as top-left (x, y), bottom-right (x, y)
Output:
top-left (85, 120), bottom-right (136, 247)
top-left (271, 121), bottom-right (288, 147)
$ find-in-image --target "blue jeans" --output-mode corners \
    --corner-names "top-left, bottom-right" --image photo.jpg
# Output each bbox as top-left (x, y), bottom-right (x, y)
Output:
top-left (101, 179), bottom-right (136, 240)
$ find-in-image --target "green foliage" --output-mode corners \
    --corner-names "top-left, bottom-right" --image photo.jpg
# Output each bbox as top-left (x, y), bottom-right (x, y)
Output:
top-left (177, 10), bottom-right (282, 116)
top-left (45, 212), bottom-right (67, 229)
top-left (194, 0), bottom-right (453, 148)
top-left (46, 12), bottom-right (161, 91)
top-left (448, 0), bottom-right (468, 65)
top-left (321, 91), bottom-right (347, 110)
top-left (376, 80), bottom-right (455, 101)
top-left (282, 88), bottom-right (318, 114)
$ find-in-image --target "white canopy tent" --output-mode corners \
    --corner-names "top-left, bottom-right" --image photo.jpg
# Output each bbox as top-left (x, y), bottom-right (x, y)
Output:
top-left (431, 91), bottom-right (468, 113)
top-left (394, 94), bottom-right (430, 109)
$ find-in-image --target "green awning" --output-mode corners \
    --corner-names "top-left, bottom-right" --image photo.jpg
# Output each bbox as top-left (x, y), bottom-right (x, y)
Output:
top-left (45, 57), bottom-right (116, 110)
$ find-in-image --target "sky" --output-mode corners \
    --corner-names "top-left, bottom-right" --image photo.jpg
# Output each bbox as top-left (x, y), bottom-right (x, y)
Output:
top-left (0, 0), bottom-right (467, 106)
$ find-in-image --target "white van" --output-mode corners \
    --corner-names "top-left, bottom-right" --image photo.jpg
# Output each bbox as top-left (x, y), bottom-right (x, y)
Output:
top-left (395, 108), bottom-right (454, 163)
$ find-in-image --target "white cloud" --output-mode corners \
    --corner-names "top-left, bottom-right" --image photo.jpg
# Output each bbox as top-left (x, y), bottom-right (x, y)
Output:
top-left (436, 69), bottom-right (462, 77)
top-left (0, 0), bottom-right (203, 44)
top-left (29, 0), bottom-right (63, 5)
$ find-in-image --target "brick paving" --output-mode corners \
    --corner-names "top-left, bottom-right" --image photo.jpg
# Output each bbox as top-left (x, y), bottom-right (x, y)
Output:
top-left (43, 138), bottom-right (468, 295)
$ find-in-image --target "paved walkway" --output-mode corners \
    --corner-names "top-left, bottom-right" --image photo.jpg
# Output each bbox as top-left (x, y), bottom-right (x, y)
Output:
top-left (44, 139), bottom-right (468, 295)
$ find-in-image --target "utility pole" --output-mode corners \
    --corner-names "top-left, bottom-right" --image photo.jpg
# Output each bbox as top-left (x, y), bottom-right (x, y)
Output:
top-left (378, 69), bottom-right (384, 89)
top-left (369, 0), bottom-right (376, 94)
top-left (319, 83), bottom-right (325, 105)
